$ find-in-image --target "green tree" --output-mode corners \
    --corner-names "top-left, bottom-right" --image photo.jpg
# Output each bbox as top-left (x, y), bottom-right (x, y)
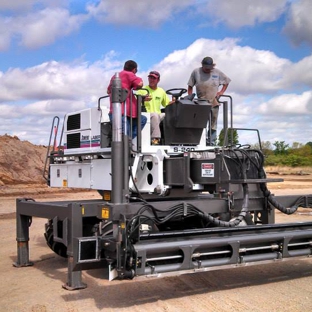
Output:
top-left (289, 145), bottom-right (312, 157)
top-left (273, 141), bottom-right (289, 155)
top-left (265, 141), bottom-right (312, 167)
top-left (218, 128), bottom-right (239, 146)
top-left (251, 141), bottom-right (273, 155)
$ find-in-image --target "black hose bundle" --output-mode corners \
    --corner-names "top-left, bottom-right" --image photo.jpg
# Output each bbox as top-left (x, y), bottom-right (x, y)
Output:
top-left (128, 146), bottom-right (312, 243)
top-left (126, 183), bottom-right (250, 241)
top-left (199, 183), bottom-right (249, 227)
top-left (259, 172), bottom-right (312, 214)
top-left (238, 147), bottom-right (312, 215)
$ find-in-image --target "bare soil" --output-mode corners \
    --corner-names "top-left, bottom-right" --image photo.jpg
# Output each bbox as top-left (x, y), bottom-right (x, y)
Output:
top-left (1, 135), bottom-right (312, 311)
top-left (0, 185), bottom-right (312, 312)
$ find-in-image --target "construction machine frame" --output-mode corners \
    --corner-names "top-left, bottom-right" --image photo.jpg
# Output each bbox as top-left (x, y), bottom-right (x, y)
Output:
top-left (14, 74), bottom-right (312, 290)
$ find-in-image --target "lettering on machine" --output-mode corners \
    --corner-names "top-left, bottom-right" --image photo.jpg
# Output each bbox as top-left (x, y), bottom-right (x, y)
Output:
top-left (81, 135), bottom-right (90, 141)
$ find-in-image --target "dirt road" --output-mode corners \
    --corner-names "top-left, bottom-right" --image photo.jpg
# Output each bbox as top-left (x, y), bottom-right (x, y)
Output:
top-left (1, 186), bottom-right (312, 312)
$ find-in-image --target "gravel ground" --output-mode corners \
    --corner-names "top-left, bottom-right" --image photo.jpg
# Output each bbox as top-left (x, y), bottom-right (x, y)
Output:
top-left (1, 187), bottom-right (312, 312)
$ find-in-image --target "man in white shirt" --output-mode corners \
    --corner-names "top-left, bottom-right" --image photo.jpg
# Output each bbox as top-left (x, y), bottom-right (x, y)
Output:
top-left (187, 57), bottom-right (231, 144)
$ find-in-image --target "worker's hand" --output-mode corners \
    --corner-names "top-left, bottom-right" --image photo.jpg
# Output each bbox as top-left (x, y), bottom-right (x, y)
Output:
top-left (216, 92), bottom-right (222, 99)
top-left (212, 98), bottom-right (220, 107)
top-left (169, 97), bottom-right (175, 105)
top-left (144, 95), bottom-right (152, 101)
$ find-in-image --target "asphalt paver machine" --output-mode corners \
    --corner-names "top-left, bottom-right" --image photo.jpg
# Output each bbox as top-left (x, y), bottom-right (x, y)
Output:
top-left (14, 74), bottom-right (312, 290)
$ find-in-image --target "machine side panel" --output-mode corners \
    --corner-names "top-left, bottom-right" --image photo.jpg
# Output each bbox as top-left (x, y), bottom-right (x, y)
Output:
top-left (91, 159), bottom-right (112, 190)
top-left (67, 163), bottom-right (91, 188)
top-left (50, 164), bottom-right (68, 187)
top-left (50, 160), bottom-right (112, 190)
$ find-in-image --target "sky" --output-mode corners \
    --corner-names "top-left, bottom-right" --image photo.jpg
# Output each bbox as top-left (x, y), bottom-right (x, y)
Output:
top-left (0, 0), bottom-right (311, 147)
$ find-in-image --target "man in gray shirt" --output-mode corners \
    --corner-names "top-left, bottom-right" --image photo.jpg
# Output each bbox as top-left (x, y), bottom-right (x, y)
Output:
top-left (187, 57), bottom-right (231, 144)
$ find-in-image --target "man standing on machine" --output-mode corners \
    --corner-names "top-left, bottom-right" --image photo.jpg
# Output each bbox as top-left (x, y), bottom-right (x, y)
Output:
top-left (139, 71), bottom-right (174, 145)
top-left (107, 60), bottom-right (147, 139)
top-left (187, 57), bottom-right (231, 145)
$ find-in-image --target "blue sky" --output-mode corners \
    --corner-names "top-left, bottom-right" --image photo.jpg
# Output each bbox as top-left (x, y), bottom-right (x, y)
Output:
top-left (0, 0), bottom-right (311, 146)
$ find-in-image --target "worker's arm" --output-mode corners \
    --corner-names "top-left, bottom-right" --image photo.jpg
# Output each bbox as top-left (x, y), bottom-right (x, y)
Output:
top-left (216, 84), bottom-right (229, 98)
top-left (136, 81), bottom-right (143, 89)
top-left (107, 79), bottom-right (112, 95)
top-left (187, 85), bottom-right (193, 95)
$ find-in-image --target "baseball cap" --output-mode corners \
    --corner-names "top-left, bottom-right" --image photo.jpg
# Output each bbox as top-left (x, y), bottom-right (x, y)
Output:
top-left (148, 71), bottom-right (160, 79)
top-left (202, 57), bottom-right (215, 69)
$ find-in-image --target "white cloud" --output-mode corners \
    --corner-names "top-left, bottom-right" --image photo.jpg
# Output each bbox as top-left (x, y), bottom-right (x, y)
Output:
top-left (145, 38), bottom-right (297, 95)
top-left (0, 104), bottom-right (21, 118)
top-left (0, 37), bottom-right (311, 145)
top-left (2, 37), bottom-right (310, 113)
top-left (0, 99), bottom-right (86, 119)
top-left (0, 0), bottom-right (68, 11)
top-left (137, 38), bottom-right (312, 144)
top-left (201, 0), bottom-right (288, 28)
top-left (0, 0), bottom-right (42, 11)
top-left (283, 0), bottom-right (312, 46)
top-left (1, 0), bottom-right (309, 52)
top-left (281, 54), bottom-right (312, 89)
top-left (18, 8), bottom-right (88, 49)
top-left (0, 6), bottom-right (88, 50)
top-left (87, 0), bottom-right (191, 27)
top-left (0, 51), bottom-right (122, 144)
top-left (22, 99), bottom-right (86, 115)
top-left (0, 56), bottom-right (116, 103)
top-left (0, 114), bottom-right (56, 145)
top-left (87, 0), bottom-right (291, 29)
top-left (257, 91), bottom-right (312, 115)
top-left (236, 90), bottom-right (312, 144)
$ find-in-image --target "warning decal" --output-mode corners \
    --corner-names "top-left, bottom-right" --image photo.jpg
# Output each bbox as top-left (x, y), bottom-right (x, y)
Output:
top-left (201, 163), bottom-right (214, 177)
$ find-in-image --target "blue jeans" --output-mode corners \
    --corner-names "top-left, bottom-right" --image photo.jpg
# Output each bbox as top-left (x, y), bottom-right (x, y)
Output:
top-left (109, 114), bottom-right (147, 139)
top-left (206, 129), bottom-right (217, 146)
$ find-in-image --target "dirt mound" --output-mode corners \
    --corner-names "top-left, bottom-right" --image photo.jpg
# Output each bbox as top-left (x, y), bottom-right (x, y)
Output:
top-left (0, 134), bottom-right (48, 186)
top-left (0, 135), bottom-right (92, 197)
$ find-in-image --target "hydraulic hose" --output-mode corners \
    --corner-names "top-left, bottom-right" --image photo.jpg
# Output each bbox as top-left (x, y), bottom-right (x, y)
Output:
top-left (126, 181), bottom-right (250, 237)
top-left (230, 147), bottom-right (304, 215)
top-left (201, 182), bottom-right (249, 227)
top-left (258, 167), bottom-right (301, 215)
